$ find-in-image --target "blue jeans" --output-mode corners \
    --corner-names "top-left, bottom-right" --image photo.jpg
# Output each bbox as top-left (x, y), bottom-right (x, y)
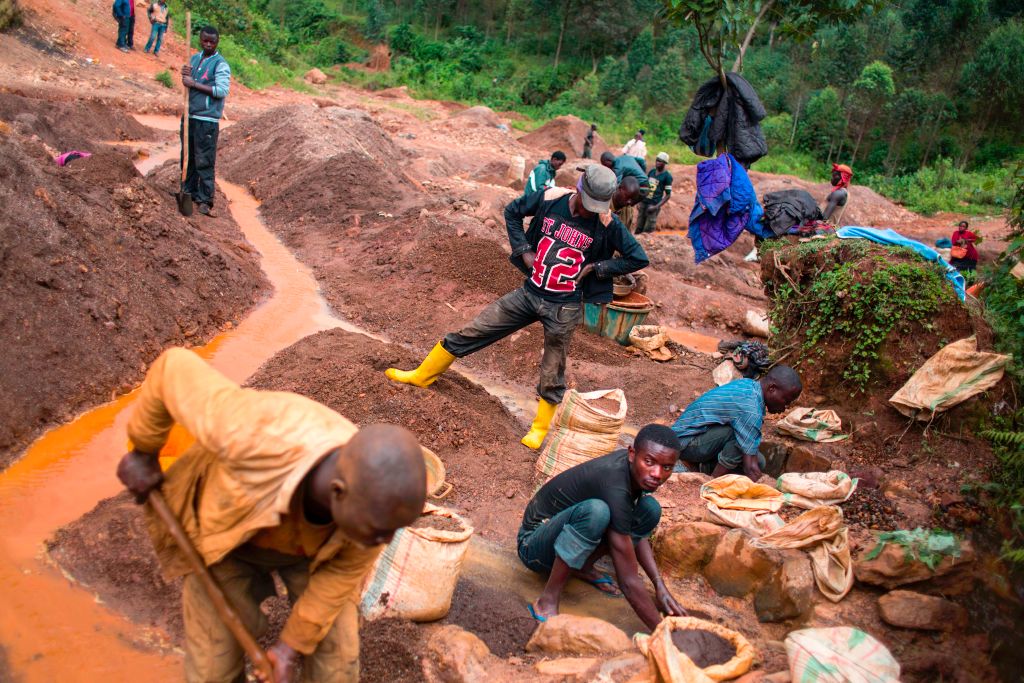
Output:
top-left (145, 22), bottom-right (167, 53)
top-left (517, 497), bottom-right (661, 573)
top-left (115, 16), bottom-right (130, 48)
top-left (674, 424), bottom-right (766, 474)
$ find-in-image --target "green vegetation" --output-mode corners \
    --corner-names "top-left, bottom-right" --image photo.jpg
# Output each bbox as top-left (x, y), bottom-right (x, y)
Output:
top-left (766, 239), bottom-right (957, 390)
top-left (979, 163), bottom-right (1024, 564)
top-left (0, 0), bottom-right (20, 31)
top-left (155, 69), bottom-right (174, 88)
top-left (160, 0), bottom-right (1021, 215)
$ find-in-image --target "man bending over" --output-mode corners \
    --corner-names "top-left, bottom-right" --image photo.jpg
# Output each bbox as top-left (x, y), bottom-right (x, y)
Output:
top-left (518, 424), bottom-right (686, 628)
top-left (672, 365), bottom-right (802, 481)
top-left (118, 348), bottom-right (427, 683)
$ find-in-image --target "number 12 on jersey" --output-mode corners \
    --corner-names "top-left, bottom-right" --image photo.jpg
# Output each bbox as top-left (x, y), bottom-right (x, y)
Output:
top-left (530, 236), bottom-right (585, 293)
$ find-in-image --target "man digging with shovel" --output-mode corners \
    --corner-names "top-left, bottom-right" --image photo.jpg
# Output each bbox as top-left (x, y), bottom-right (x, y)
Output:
top-left (117, 348), bottom-right (427, 683)
top-left (179, 25), bottom-right (231, 217)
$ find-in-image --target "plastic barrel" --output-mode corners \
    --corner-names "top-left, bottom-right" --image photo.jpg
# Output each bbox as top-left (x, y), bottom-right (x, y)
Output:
top-left (583, 294), bottom-right (655, 345)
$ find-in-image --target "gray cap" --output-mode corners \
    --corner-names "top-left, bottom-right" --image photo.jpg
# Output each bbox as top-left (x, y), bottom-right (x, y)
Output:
top-left (579, 164), bottom-right (616, 213)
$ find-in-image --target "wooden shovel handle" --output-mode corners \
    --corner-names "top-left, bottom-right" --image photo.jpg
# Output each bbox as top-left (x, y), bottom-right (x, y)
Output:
top-left (148, 489), bottom-right (276, 683)
top-left (181, 10), bottom-right (190, 184)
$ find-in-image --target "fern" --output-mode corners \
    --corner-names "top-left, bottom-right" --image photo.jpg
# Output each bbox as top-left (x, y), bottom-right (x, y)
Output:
top-left (980, 429), bottom-right (1024, 447)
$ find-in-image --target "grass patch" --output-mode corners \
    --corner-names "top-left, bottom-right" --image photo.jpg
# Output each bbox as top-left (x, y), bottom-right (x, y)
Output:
top-left (155, 69), bottom-right (173, 88)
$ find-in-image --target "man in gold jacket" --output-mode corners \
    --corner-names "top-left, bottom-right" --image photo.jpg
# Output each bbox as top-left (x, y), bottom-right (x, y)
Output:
top-left (117, 348), bottom-right (427, 683)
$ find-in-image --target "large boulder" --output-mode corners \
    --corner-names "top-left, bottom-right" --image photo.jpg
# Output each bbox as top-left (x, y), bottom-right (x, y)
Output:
top-left (423, 625), bottom-right (498, 683)
top-left (703, 529), bottom-right (779, 597)
top-left (526, 614), bottom-right (632, 656)
top-left (878, 590), bottom-right (968, 631)
top-left (753, 550), bottom-right (815, 622)
top-left (653, 521), bottom-right (728, 577)
top-left (854, 539), bottom-right (975, 590)
top-left (703, 529), bottom-right (814, 622)
top-left (785, 446), bottom-right (834, 474)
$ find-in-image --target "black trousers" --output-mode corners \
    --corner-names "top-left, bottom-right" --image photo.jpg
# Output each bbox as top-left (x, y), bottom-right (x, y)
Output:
top-left (180, 117), bottom-right (220, 206)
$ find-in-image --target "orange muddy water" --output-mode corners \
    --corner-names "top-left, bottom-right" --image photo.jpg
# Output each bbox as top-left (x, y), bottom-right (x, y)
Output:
top-left (0, 127), bottom-right (341, 680)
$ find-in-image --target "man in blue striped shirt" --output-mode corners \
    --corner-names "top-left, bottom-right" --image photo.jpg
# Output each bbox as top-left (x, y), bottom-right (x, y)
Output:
top-left (671, 365), bottom-right (801, 481)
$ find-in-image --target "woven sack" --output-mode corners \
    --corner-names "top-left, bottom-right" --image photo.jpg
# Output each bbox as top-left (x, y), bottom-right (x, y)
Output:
top-left (359, 504), bottom-right (473, 621)
top-left (535, 389), bottom-right (627, 478)
top-left (633, 617), bottom-right (755, 682)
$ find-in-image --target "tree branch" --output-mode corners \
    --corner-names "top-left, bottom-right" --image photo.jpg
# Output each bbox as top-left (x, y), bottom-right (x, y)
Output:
top-left (732, 0), bottom-right (775, 72)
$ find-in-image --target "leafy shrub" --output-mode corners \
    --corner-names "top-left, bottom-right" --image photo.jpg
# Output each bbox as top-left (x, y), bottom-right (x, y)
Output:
top-left (155, 70), bottom-right (174, 88)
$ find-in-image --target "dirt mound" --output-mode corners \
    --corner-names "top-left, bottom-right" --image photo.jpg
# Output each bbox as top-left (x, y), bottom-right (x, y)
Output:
top-left (448, 105), bottom-right (503, 129)
top-left (0, 91), bottom-right (153, 149)
top-left (218, 104), bottom-right (421, 225)
top-left (246, 327), bottom-right (535, 536)
top-left (518, 115), bottom-right (609, 159)
top-left (761, 237), bottom-right (988, 402)
top-left (0, 128), bottom-right (266, 467)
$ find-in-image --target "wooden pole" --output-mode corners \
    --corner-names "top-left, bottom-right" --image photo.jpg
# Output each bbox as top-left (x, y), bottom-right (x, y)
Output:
top-left (149, 490), bottom-right (277, 683)
top-left (181, 10), bottom-right (191, 188)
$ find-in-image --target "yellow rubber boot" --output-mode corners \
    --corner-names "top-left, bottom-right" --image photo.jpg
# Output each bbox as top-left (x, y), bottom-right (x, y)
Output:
top-left (385, 342), bottom-right (456, 388)
top-left (520, 398), bottom-right (558, 450)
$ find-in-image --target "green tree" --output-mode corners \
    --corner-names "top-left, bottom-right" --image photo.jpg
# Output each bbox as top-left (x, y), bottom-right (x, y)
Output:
top-left (848, 60), bottom-right (894, 162)
top-left (958, 20), bottom-right (1024, 166)
top-left (797, 86), bottom-right (843, 158)
top-left (364, 0), bottom-right (389, 42)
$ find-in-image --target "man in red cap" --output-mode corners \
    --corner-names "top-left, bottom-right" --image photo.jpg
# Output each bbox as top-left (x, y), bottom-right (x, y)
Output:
top-left (822, 163), bottom-right (852, 223)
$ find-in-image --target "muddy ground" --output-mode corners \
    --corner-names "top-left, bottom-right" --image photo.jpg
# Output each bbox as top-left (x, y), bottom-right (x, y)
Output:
top-left (3, 0), bottom-right (1020, 680)
top-left (0, 92), bottom-right (268, 467)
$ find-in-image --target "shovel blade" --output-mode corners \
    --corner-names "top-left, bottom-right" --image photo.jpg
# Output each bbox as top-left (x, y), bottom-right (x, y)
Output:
top-left (176, 191), bottom-right (193, 216)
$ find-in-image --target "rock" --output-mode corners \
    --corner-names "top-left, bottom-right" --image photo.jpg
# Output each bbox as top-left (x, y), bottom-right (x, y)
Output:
top-left (759, 441), bottom-right (790, 478)
top-left (526, 614), bottom-right (632, 655)
top-left (743, 309), bottom-right (770, 337)
top-left (303, 68), bottom-right (328, 85)
top-left (593, 653), bottom-right (647, 682)
top-left (854, 539), bottom-right (975, 590)
top-left (753, 550), bottom-right (815, 622)
top-left (703, 529), bottom-right (778, 597)
top-left (653, 521), bottom-right (728, 577)
top-left (878, 590), bottom-right (967, 631)
top-left (423, 625), bottom-right (496, 683)
top-left (848, 465), bottom-right (884, 489)
top-left (785, 446), bottom-right (832, 473)
top-left (732, 673), bottom-right (767, 683)
top-left (534, 657), bottom-right (600, 682)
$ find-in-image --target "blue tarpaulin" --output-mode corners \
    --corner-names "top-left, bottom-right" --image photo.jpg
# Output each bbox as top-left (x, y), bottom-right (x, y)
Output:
top-left (836, 226), bottom-right (966, 301)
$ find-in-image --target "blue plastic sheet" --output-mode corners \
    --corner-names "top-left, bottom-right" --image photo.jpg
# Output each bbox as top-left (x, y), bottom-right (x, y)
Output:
top-left (836, 226), bottom-right (966, 301)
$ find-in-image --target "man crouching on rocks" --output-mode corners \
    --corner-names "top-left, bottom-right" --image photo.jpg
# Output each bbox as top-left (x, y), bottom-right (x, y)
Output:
top-left (517, 424), bottom-right (686, 628)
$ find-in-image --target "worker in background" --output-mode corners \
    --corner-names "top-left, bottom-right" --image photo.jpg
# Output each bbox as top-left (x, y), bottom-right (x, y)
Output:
top-left (822, 163), bottom-right (852, 223)
top-left (671, 365), bottom-right (802, 481)
top-left (621, 129), bottom-right (647, 162)
top-left (950, 220), bottom-right (979, 272)
top-left (144, 0), bottom-right (170, 56)
top-left (583, 124), bottom-right (597, 159)
top-left (181, 26), bottom-right (231, 217)
top-left (518, 424), bottom-right (687, 626)
top-left (385, 165), bottom-right (648, 449)
top-left (524, 151), bottom-right (567, 196)
top-left (635, 152), bottom-right (673, 235)
top-left (117, 348), bottom-right (427, 683)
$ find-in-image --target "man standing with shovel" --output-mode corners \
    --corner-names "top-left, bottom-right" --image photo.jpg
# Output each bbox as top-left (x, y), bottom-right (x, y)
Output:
top-left (180, 25), bottom-right (231, 217)
top-left (117, 348), bottom-right (428, 682)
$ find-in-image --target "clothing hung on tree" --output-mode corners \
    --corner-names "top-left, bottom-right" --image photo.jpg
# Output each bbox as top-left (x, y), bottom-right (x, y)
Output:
top-left (679, 72), bottom-right (768, 167)
top-left (688, 153), bottom-right (770, 263)
top-left (762, 189), bottom-right (823, 236)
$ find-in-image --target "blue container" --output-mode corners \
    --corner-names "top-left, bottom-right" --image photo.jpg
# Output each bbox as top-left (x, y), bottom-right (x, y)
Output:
top-left (583, 295), bottom-right (655, 345)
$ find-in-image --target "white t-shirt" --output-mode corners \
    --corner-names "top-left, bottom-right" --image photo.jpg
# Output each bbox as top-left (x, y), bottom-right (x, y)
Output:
top-left (621, 138), bottom-right (647, 160)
